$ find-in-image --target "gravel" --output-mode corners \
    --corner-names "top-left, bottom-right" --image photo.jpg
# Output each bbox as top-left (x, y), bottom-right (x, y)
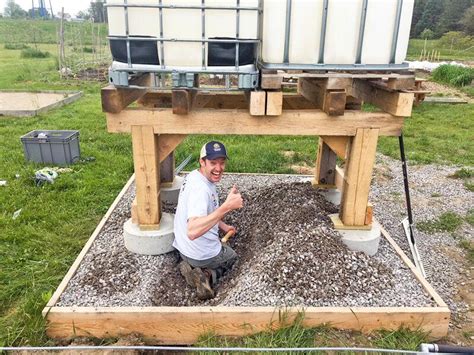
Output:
top-left (56, 163), bottom-right (456, 309)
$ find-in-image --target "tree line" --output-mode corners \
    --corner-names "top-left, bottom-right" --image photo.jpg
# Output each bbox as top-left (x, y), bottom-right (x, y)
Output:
top-left (2, 0), bottom-right (107, 23)
top-left (411, 0), bottom-right (474, 38)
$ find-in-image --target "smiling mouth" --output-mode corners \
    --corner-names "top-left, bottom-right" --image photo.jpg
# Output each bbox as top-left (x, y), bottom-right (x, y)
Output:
top-left (211, 172), bottom-right (222, 178)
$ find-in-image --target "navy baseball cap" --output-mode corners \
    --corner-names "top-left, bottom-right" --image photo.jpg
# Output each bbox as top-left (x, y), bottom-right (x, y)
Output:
top-left (199, 141), bottom-right (229, 160)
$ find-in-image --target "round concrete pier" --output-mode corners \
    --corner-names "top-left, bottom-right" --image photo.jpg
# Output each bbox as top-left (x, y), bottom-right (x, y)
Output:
top-left (123, 213), bottom-right (175, 255)
top-left (319, 188), bottom-right (342, 206)
top-left (161, 176), bottom-right (183, 205)
top-left (337, 219), bottom-right (381, 256)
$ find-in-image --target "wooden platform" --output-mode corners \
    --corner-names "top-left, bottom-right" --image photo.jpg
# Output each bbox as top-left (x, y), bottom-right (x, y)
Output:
top-left (42, 175), bottom-right (450, 343)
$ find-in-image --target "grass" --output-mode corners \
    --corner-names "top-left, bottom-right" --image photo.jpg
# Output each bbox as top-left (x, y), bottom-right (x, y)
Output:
top-left (417, 212), bottom-right (463, 234)
top-left (196, 314), bottom-right (429, 352)
top-left (4, 43), bottom-right (29, 50)
top-left (432, 65), bottom-right (474, 88)
top-left (20, 47), bottom-right (50, 58)
top-left (407, 38), bottom-right (474, 61)
top-left (0, 34), bottom-right (472, 347)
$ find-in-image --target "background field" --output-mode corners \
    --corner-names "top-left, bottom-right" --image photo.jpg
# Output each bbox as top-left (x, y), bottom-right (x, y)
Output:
top-left (0, 18), bottom-right (473, 349)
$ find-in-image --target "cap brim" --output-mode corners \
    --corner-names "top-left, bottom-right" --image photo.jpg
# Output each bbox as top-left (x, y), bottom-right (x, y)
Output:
top-left (205, 153), bottom-right (229, 160)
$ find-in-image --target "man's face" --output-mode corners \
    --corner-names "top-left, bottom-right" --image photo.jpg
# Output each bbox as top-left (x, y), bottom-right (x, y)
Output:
top-left (199, 157), bottom-right (226, 183)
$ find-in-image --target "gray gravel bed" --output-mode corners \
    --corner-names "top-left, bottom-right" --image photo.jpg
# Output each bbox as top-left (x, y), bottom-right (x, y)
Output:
top-left (58, 172), bottom-right (435, 308)
top-left (370, 154), bottom-right (473, 322)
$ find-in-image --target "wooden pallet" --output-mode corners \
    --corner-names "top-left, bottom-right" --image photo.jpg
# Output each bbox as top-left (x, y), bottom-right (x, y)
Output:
top-left (42, 174), bottom-right (450, 343)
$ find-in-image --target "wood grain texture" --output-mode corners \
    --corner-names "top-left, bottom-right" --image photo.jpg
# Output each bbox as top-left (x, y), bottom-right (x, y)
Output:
top-left (249, 91), bottom-right (266, 116)
top-left (131, 126), bottom-right (161, 226)
top-left (340, 128), bottom-right (379, 226)
top-left (101, 74), bottom-right (151, 113)
top-left (266, 91), bottom-right (283, 116)
top-left (321, 136), bottom-right (350, 159)
top-left (107, 109), bottom-right (403, 137)
top-left (45, 305), bottom-right (449, 342)
top-left (315, 139), bottom-right (336, 185)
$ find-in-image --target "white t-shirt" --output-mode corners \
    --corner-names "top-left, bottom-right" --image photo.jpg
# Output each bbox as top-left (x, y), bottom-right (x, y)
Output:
top-left (172, 170), bottom-right (221, 260)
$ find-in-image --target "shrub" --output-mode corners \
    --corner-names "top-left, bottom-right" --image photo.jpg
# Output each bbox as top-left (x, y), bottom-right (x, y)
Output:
top-left (4, 43), bottom-right (29, 50)
top-left (20, 48), bottom-right (51, 58)
top-left (438, 31), bottom-right (474, 50)
top-left (420, 28), bottom-right (435, 40)
top-left (432, 64), bottom-right (474, 87)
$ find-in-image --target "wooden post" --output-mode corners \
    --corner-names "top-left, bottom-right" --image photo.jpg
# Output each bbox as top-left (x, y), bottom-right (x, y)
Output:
top-left (314, 138), bottom-right (337, 186)
top-left (160, 152), bottom-right (175, 187)
top-left (131, 125), bottom-right (161, 229)
top-left (340, 128), bottom-right (379, 226)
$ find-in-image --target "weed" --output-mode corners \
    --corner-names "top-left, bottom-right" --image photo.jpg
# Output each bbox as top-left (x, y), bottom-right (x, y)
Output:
top-left (432, 65), bottom-right (474, 88)
top-left (417, 212), bottom-right (463, 233)
top-left (465, 182), bottom-right (474, 192)
top-left (430, 193), bottom-right (442, 198)
top-left (466, 210), bottom-right (474, 226)
top-left (451, 168), bottom-right (474, 179)
top-left (373, 327), bottom-right (429, 351)
top-left (20, 48), bottom-right (50, 58)
top-left (4, 43), bottom-right (29, 50)
top-left (458, 239), bottom-right (474, 264)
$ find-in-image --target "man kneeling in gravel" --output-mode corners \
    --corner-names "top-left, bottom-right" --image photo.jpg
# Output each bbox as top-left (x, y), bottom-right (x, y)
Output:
top-left (173, 141), bottom-right (244, 300)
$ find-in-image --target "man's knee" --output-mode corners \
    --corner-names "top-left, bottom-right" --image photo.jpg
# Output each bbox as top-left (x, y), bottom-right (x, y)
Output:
top-left (222, 245), bottom-right (238, 266)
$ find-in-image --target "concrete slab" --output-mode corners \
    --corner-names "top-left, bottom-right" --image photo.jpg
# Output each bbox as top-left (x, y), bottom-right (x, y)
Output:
top-left (0, 90), bottom-right (83, 117)
top-left (123, 213), bottom-right (175, 255)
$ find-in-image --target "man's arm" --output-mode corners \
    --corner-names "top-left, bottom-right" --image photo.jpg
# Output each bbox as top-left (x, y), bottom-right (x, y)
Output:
top-left (187, 186), bottom-right (242, 240)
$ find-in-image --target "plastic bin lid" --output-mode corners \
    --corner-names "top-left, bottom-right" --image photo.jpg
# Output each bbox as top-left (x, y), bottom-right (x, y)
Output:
top-left (21, 130), bottom-right (79, 142)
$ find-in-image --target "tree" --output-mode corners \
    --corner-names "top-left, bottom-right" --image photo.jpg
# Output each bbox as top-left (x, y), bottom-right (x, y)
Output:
top-left (76, 10), bottom-right (91, 20)
top-left (414, 0), bottom-right (445, 38)
top-left (89, 1), bottom-right (107, 23)
top-left (4, 0), bottom-right (27, 18)
top-left (461, 6), bottom-right (474, 35)
top-left (411, 0), bottom-right (428, 37)
top-left (439, 0), bottom-right (473, 33)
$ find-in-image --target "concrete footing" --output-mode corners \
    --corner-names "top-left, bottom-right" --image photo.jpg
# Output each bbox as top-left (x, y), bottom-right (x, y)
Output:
top-left (161, 176), bottom-right (183, 205)
top-left (319, 188), bottom-right (342, 206)
top-left (123, 213), bottom-right (175, 255)
top-left (333, 217), bottom-right (382, 256)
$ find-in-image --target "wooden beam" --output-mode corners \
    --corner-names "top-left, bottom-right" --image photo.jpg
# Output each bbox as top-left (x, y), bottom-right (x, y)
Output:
top-left (266, 91), bottom-right (283, 116)
top-left (260, 70), bottom-right (283, 89)
top-left (335, 165), bottom-right (344, 192)
top-left (101, 74), bottom-right (151, 113)
top-left (172, 89), bottom-right (197, 115)
top-left (107, 109), bottom-right (404, 137)
top-left (298, 78), bottom-right (348, 116)
top-left (249, 91), bottom-right (266, 116)
top-left (315, 139), bottom-right (336, 185)
top-left (158, 134), bottom-right (187, 163)
top-left (386, 77), bottom-right (416, 90)
top-left (131, 198), bottom-right (138, 224)
top-left (320, 136), bottom-right (350, 159)
top-left (160, 152), bottom-right (175, 186)
top-left (131, 126), bottom-right (161, 228)
top-left (45, 306), bottom-right (449, 342)
top-left (340, 128), bottom-right (379, 226)
top-left (350, 79), bottom-right (414, 117)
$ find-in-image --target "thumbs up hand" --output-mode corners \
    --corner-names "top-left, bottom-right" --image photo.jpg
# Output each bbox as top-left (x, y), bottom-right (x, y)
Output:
top-left (224, 185), bottom-right (243, 211)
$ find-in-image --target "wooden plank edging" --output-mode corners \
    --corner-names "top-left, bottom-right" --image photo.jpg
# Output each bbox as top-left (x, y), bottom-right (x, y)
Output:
top-left (42, 174), bottom-right (136, 315)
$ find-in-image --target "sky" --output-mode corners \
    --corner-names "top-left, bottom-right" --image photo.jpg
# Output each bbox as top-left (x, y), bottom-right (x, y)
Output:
top-left (0, 0), bottom-right (91, 17)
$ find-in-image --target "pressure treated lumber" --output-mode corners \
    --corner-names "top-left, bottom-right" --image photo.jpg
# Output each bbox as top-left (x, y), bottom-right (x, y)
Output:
top-left (249, 91), bottom-right (266, 116)
top-left (350, 79), bottom-right (414, 117)
top-left (107, 109), bottom-right (404, 137)
top-left (340, 128), bottom-right (379, 226)
top-left (172, 89), bottom-right (197, 114)
top-left (131, 126), bottom-right (161, 228)
top-left (101, 74), bottom-right (151, 113)
top-left (157, 134), bottom-right (187, 163)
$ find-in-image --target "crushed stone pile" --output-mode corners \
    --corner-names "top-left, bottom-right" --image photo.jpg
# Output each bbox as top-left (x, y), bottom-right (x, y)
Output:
top-left (58, 175), bottom-right (433, 308)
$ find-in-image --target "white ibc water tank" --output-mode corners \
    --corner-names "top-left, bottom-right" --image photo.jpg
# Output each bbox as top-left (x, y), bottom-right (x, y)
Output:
top-left (107, 0), bottom-right (414, 69)
top-left (261, 0), bottom-right (414, 66)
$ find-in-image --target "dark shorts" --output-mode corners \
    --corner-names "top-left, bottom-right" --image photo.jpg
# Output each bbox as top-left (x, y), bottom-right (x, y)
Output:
top-left (179, 245), bottom-right (237, 286)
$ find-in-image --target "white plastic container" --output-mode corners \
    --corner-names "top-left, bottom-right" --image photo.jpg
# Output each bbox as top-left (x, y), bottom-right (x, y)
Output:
top-left (107, 0), bottom-right (258, 68)
top-left (261, 0), bottom-right (414, 66)
top-left (107, 0), bottom-right (414, 68)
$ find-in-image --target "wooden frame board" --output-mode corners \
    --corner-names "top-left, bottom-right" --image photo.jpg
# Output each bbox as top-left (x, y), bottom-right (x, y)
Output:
top-left (43, 175), bottom-right (450, 343)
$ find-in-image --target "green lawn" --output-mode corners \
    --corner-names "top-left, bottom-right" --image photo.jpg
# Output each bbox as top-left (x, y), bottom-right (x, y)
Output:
top-left (407, 38), bottom-right (474, 61)
top-left (0, 42), bottom-right (472, 348)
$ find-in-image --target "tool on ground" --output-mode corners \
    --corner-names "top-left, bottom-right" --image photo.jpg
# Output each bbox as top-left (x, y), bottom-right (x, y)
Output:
top-left (221, 230), bottom-right (235, 244)
top-left (420, 343), bottom-right (474, 353)
top-left (175, 154), bottom-right (193, 175)
top-left (399, 133), bottom-right (426, 278)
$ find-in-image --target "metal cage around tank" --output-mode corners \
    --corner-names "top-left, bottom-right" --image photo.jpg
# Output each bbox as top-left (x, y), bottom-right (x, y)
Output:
top-left (105, 0), bottom-right (413, 90)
